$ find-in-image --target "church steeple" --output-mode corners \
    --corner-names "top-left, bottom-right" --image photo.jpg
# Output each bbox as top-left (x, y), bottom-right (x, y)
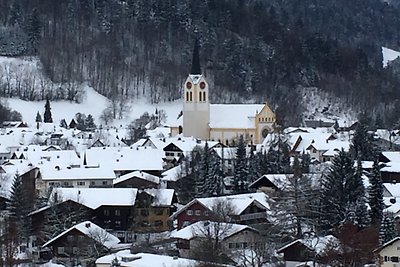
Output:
top-left (190, 39), bottom-right (201, 75)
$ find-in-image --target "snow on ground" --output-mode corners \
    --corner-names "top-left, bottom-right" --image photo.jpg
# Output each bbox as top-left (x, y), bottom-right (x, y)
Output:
top-left (300, 87), bottom-right (355, 127)
top-left (0, 55), bottom-right (182, 128)
top-left (5, 85), bottom-right (181, 128)
top-left (382, 46), bottom-right (400, 68)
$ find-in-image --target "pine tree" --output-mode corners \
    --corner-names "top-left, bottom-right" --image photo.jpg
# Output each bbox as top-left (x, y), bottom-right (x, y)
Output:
top-left (320, 149), bottom-right (368, 231)
top-left (35, 111), bottom-right (42, 122)
top-left (7, 174), bottom-right (31, 242)
top-left (369, 159), bottom-right (385, 227)
top-left (43, 98), bottom-right (53, 123)
top-left (349, 114), bottom-right (378, 161)
top-left (232, 135), bottom-right (249, 194)
top-left (380, 212), bottom-right (397, 245)
top-left (25, 8), bottom-right (41, 54)
top-left (85, 114), bottom-right (96, 130)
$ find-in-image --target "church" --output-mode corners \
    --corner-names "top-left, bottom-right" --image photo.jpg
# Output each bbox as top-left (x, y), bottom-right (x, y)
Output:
top-left (170, 41), bottom-right (276, 145)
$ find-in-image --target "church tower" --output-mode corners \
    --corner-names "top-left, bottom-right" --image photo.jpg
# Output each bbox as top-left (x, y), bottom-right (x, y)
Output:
top-left (182, 39), bottom-right (210, 140)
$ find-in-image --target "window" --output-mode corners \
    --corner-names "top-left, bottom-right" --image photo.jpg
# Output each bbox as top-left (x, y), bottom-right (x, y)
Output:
top-left (154, 220), bottom-right (163, 227)
top-left (91, 181), bottom-right (95, 185)
top-left (77, 181), bottom-right (85, 186)
top-left (186, 210), bottom-right (193, 216)
top-left (104, 209), bottom-right (109, 216)
top-left (189, 92), bottom-right (193, 101)
top-left (67, 235), bottom-right (74, 242)
top-left (195, 210), bottom-right (201, 216)
top-left (72, 247), bottom-right (78, 255)
top-left (115, 221), bottom-right (121, 228)
top-left (183, 221), bottom-right (190, 227)
top-left (384, 256), bottom-right (388, 262)
top-left (228, 243), bottom-right (234, 249)
top-left (391, 256), bottom-right (399, 262)
top-left (115, 209), bottom-right (121, 216)
top-left (102, 181), bottom-right (108, 185)
top-left (204, 211), bottom-right (209, 216)
top-left (57, 247), bottom-right (65, 254)
top-left (140, 209), bottom-right (149, 216)
top-left (155, 208), bottom-right (164, 216)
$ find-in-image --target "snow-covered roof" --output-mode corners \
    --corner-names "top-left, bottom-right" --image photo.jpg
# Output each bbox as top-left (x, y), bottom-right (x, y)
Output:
top-left (381, 151), bottom-right (400, 163)
top-left (142, 188), bottom-right (175, 206)
top-left (209, 104), bottom-right (265, 129)
top-left (212, 147), bottom-right (237, 159)
top-left (382, 47), bottom-right (400, 68)
top-left (277, 235), bottom-right (339, 254)
top-left (173, 192), bottom-right (270, 219)
top-left (383, 183), bottom-right (400, 198)
top-left (95, 250), bottom-right (200, 267)
top-left (40, 165), bottom-right (116, 181)
top-left (161, 165), bottom-right (183, 182)
top-left (84, 146), bottom-right (164, 172)
top-left (170, 220), bottom-right (255, 240)
top-left (113, 170), bottom-right (160, 185)
top-left (49, 188), bottom-right (137, 209)
top-left (42, 221), bottom-right (120, 249)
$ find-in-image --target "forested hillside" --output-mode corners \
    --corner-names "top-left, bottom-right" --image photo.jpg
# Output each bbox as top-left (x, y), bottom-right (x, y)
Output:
top-left (1, 0), bottom-right (400, 126)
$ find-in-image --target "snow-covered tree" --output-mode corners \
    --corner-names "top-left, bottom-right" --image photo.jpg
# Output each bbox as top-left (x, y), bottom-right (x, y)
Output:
top-left (380, 212), bottom-right (397, 245)
top-left (232, 135), bottom-right (249, 194)
top-left (320, 150), bottom-right (368, 232)
top-left (349, 114), bottom-right (378, 161)
top-left (368, 159), bottom-right (385, 227)
top-left (7, 174), bottom-right (31, 243)
top-left (35, 111), bottom-right (42, 122)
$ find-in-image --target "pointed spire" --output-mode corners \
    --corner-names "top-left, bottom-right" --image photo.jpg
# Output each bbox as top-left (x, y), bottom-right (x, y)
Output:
top-left (190, 38), bottom-right (201, 75)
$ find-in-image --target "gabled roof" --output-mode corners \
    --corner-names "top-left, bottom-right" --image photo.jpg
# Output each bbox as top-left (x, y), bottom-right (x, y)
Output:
top-left (374, 237), bottom-right (400, 252)
top-left (277, 235), bottom-right (338, 254)
top-left (42, 221), bottom-right (120, 249)
top-left (140, 189), bottom-right (176, 206)
top-left (113, 171), bottom-right (160, 185)
top-left (171, 192), bottom-right (270, 219)
top-left (170, 220), bottom-right (256, 240)
top-left (49, 188), bottom-right (138, 209)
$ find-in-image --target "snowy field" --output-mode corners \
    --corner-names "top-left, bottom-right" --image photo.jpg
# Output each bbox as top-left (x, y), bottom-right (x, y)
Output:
top-left (6, 86), bottom-right (182, 128)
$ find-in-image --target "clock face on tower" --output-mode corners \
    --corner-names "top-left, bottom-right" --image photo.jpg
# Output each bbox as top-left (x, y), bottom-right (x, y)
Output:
top-left (200, 81), bottom-right (206, 89)
top-left (186, 82), bottom-right (192, 89)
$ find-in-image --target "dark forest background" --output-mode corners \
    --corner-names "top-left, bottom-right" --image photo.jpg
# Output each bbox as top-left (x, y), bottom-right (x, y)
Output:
top-left (1, 0), bottom-right (400, 126)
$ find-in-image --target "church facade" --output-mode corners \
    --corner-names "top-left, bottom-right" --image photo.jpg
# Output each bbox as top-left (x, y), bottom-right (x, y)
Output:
top-left (170, 41), bottom-right (276, 145)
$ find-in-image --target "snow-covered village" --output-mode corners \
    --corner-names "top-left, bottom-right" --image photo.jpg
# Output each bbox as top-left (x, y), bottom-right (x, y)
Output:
top-left (4, 1), bottom-right (400, 267)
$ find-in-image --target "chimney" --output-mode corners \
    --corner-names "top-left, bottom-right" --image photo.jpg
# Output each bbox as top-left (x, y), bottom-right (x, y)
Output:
top-left (85, 222), bottom-right (91, 228)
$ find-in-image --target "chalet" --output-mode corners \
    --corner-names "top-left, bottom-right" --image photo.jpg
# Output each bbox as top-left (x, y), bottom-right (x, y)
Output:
top-left (47, 188), bottom-right (138, 234)
top-left (42, 221), bottom-right (120, 265)
top-left (132, 189), bottom-right (177, 233)
top-left (29, 200), bottom-right (94, 246)
top-left (170, 192), bottom-right (270, 230)
top-left (374, 237), bottom-right (400, 267)
top-left (277, 235), bottom-right (339, 267)
top-left (249, 175), bottom-right (281, 193)
top-left (170, 220), bottom-right (262, 259)
top-left (113, 170), bottom-right (160, 189)
top-left (379, 152), bottom-right (400, 183)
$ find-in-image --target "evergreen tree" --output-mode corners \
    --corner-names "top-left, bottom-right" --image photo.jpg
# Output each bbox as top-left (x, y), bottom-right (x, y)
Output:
top-left (43, 98), bottom-right (53, 123)
top-left (35, 111), bottom-right (42, 122)
top-left (75, 112), bottom-right (86, 130)
top-left (84, 114), bottom-right (96, 130)
top-left (301, 153), bottom-right (311, 173)
top-left (369, 159), bottom-right (385, 227)
top-left (25, 8), bottom-right (41, 54)
top-left (232, 135), bottom-right (249, 194)
top-left (320, 149), bottom-right (368, 232)
top-left (7, 174), bottom-right (31, 243)
top-left (349, 114), bottom-right (378, 161)
top-left (379, 212), bottom-right (397, 245)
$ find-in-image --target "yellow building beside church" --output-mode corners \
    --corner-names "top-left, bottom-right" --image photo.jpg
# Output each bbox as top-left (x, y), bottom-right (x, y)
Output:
top-left (170, 40), bottom-right (276, 145)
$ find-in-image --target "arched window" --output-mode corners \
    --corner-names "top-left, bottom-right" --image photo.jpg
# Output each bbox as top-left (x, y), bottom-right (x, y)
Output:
top-left (186, 92), bottom-right (189, 101)
top-left (190, 92), bottom-right (193, 101)
top-left (203, 91), bottom-right (206, 101)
